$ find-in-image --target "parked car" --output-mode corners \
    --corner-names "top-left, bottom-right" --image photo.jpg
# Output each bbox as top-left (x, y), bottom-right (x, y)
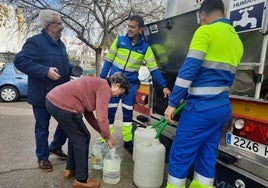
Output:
top-left (0, 63), bottom-right (28, 102)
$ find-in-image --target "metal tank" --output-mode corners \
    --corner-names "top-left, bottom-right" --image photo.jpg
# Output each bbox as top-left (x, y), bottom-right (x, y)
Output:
top-left (165, 0), bottom-right (229, 19)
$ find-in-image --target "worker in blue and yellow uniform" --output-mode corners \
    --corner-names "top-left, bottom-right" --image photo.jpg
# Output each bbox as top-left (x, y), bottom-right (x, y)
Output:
top-left (164, 0), bottom-right (244, 187)
top-left (100, 15), bottom-right (171, 154)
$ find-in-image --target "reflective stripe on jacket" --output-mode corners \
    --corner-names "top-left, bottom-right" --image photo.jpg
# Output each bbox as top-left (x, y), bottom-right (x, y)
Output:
top-left (100, 34), bottom-right (167, 87)
top-left (105, 35), bottom-right (158, 72)
top-left (168, 18), bottom-right (243, 111)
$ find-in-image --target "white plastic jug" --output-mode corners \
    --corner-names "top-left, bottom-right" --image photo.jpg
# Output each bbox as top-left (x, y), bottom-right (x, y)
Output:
top-left (133, 126), bottom-right (157, 161)
top-left (103, 147), bottom-right (121, 184)
top-left (133, 139), bottom-right (166, 188)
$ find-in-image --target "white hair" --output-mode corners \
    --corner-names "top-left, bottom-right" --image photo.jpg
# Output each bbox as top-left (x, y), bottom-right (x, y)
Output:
top-left (37, 9), bottom-right (60, 28)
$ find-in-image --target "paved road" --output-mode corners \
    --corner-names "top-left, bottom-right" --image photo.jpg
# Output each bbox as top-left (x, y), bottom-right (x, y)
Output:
top-left (0, 100), bottom-right (168, 188)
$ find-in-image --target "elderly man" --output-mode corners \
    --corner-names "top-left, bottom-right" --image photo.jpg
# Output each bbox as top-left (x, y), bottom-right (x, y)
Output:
top-left (14, 9), bottom-right (72, 172)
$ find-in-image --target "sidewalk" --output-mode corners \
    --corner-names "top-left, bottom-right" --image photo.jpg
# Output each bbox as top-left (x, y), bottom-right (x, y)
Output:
top-left (0, 101), bottom-right (167, 188)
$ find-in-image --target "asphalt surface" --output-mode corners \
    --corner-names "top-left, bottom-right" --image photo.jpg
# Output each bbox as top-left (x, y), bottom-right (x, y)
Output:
top-left (0, 100), bottom-right (168, 188)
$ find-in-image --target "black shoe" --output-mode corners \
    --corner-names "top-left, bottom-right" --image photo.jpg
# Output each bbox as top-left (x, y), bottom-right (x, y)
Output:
top-left (38, 159), bottom-right (53, 172)
top-left (123, 141), bottom-right (133, 155)
top-left (49, 148), bottom-right (67, 160)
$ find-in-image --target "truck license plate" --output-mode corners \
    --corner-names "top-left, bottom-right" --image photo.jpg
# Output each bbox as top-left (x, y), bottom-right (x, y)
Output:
top-left (226, 133), bottom-right (268, 159)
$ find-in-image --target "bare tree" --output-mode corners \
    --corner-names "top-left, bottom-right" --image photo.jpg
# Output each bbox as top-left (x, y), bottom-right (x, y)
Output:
top-left (0, 3), bottom-right (9, 28)
top-left (10, 0), bottom-right (166, 75)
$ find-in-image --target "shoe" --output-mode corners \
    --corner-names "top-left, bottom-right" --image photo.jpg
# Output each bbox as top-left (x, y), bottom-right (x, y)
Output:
top-left (38, 159), bottom-right (53, 172)
top-left (123, 141), bottom-right (133, 155)
top-left (63, 169), bottom-right (75, 180)
top-left (87, 178), bottom-right (101, 188)
top-left (49, 148), bottom-right (67, 160)
top-left (73, 178), bottom-right (100, 188)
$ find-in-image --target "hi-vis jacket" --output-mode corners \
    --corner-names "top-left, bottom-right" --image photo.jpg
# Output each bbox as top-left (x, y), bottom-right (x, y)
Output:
top-left (100, 33), bottom-right (167, 88)
top-left (168, 18), bottom-right (244, 111)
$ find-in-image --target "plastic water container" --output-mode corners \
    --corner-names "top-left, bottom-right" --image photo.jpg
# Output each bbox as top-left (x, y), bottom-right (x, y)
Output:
top-left (90, 140), bottom-right (103, 170)
top-left (90, 140), bottom-right (109, 170)
top-left (133, 126), bottom-right (157, 161)
top-left (103, 147), bottom-right (121, 184)
top-left (133, 139), bottom-right (166, 188)
top-left (100, 142), bottom-right (110, 159)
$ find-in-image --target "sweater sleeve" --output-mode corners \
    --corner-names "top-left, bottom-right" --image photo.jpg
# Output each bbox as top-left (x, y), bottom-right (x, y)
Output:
top-left (95, 85), bottom-right (111, 140)
top-left (84, 111), bottom-right (101, 133)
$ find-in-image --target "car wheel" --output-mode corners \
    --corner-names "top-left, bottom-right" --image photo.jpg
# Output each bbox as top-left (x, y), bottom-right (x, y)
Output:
top-left (0, 85), bottom-right (19, 102)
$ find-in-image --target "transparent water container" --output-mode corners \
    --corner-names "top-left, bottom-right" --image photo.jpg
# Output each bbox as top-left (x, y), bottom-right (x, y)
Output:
top-left (103, 147), bottom-right (121, 184)
top-left (90, 139), bottom-right (109, 170)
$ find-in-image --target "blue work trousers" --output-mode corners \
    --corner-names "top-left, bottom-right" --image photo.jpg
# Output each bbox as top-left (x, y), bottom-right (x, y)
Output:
top-left (168, 104), bottom-right (231, 180)
top-left (33, 105), bottom-right (67, 160)
top-left (108, 82), bottom-right (139, 124)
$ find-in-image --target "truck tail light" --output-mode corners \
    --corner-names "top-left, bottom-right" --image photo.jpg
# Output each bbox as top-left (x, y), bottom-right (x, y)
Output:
top-left (135, 93), bottom-right (148, 105)
top-left (264, 127), bottom-right (268, 139)
top-left (232, 118), bottom-right (268, 145)
top-left (134, 83), bottom-right (150, 116)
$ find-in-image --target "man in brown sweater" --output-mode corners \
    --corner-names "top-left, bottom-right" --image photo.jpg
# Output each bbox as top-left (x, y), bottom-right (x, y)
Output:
top-left (46, 72), bottom-right (129, 188)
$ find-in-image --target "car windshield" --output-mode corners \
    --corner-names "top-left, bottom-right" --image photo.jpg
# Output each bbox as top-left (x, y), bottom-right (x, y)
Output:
top-left (0, 52), bottom-right (16, 73)
top-left (0, 52), bottom-right (15, 63)
top-left (0, 64), bottom-right (4, 72)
